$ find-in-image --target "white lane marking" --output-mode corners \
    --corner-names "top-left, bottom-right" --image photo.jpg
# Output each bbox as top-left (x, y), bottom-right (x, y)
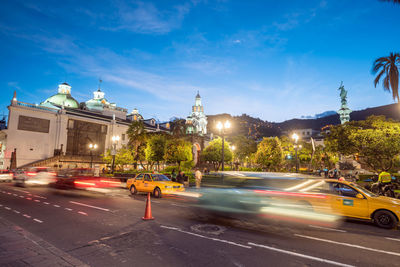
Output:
top-left (5, 207), bottom-right (11, 210)
top-left (33, 219), bottom-right (43, 223)
top-left (65, 208), bottom-right (73, 211)
top-left (23, 214), bottom-right (31, 218)
top-left (13, 189), bottom-right (30, 194)
top-left (7, 192), bottom-right (11, 195)
top-left (53, 205), bottom-right (60, 208)
top-left (386, 237), bottom-right (400, 242)
top-left (0, 204), bottom-right (2, 207)
top-left (13, 210), bottom-right (20, 214)
top-left (171, 203), bottom-right (186, 207)
top-left (249, 242), bottom-right (354, 267)
top-left (160, 225), bottom-right (251, 249)
top-left (33, 195), bottom-right (46, 199)
top-left (13, 194), bottom-right (17, 196)
top-left (309, 225), bottom-right (346, 233)
top-left (69, 201), bottom-right (110, 212)
top-left (78, 211), bottom-right (88, 216)
top-left (295, 234), bottom-right (400, 257)
top-left (34, 199), bottom-right (40, 202)
top-left (26, 197), bottom-right (32, 200)
top-left (43, 202), bottom-right (50, 205)
top-left (19, 196), bottom-right (24, 198)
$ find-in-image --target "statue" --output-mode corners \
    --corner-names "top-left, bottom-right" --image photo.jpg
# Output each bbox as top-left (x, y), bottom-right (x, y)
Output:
top-left (338, 81), bottom-right (347, 106)
top-left (337, 81), bottom-right (351, 124)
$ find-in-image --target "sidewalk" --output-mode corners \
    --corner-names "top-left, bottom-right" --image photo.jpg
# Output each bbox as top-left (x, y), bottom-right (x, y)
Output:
top-left (0, 217), bottom-right (89, 267)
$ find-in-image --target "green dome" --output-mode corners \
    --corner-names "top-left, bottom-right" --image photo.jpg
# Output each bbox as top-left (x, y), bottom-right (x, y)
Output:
top-left (41, 93), bottom-right (79, 108)
top-left (40, 83), bottom-right (79, 109)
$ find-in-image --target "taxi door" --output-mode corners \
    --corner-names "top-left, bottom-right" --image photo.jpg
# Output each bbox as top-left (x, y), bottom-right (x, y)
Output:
top-left (329, 182), bottom-right (369, 219)
top-left (134, 174), bottom-right (145, 191)
top-left (142, 174), bottom-right (153, 192)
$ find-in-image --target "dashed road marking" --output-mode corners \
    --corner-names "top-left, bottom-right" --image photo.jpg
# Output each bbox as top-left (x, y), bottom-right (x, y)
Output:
top-left (78, 211), bottom-right (88, 216)
top-left (26, 197), bottom-right (32, 200)
top-left (19, 196), bottom-right (24, 198)
top-left (69, 201), bottom-right (110, 212)
top-left (34, 199), bottom-right (40, 202)
top-left (309, 225), bottom-right (346, 233)
top-left (65, 208), bottom-right (73, 211)
top-left (13, 210), bottom-right (20, 214)
top-left (13, 193), bottom-right (17, 196)
top-left (249, 242), bottom-right (354, 267)
top-left (33, 219), bottom-right (43, 223)
top-left (4, 206), bottom-right (11, 210)
top-left (0, 204), bottom-right (2, 207)
top-left (23, 214), bottom-right (31, 218)
top-left (160, 225), bottom-right (251, 249)
top-left (386, 237), bottom-right (400, 242)
top-left (295, 234), bottom-right (400, 257)
top-left (53, 204), bottom-right (60, 208)
top-left (43, 202), bottom-right (50, 205)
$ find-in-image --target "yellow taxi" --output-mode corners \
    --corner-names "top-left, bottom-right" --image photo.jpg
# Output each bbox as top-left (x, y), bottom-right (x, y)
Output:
top-left (126, 173), bottom-right (185, 198)
top-left (291, 179), bottom-right (400, 229)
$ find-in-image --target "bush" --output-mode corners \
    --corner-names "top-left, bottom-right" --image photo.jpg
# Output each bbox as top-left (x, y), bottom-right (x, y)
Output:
top-left (163, 165), bottom-right (179, 173)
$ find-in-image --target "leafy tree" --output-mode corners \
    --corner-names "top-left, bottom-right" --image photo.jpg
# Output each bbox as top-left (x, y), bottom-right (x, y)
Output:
top-left (372, 52), bottom-right (400, 102)
top-left (164, 138), bottom-right (193, 168)
top-left (127, 121), bottom-right (147, 170)
top-left (145, 134), bottom-right (166, 171)
top-left (228, 135), bottom-right (257, 164)
top-left (102, 146), bottom-right (134, 171)
top-left (325, 116), bottom-right (400, 172)
top-left (201, 137), bottom-right (233, 171)
top-left (170, 118), bottom-right (188, 137)
top-left (255, 137), bottom-right (284, 171)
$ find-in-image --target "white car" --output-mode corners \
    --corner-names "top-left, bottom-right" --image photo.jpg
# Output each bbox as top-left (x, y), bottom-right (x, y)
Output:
top-left (14, 167), bottom-right (56, 187)
top-left (0, 170), bottom-right (13, 182)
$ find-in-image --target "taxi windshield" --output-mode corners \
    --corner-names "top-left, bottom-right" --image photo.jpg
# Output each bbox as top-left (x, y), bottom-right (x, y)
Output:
top-left (350, 182), bottom-right (377, 197)
top-left (152, 174), bottom-right (170, 181)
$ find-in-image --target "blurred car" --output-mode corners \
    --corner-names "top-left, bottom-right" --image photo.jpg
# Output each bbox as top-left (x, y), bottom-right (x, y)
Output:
top-left (14, 167), bottom-right (56, 187)
top-left (53, 168), bottom-right (121, 192)
top-left (196, 175), bottom-right (400, 229)
top-left (126, 173), bottom-right (185, 198)
top-left (0, 170), bottom-right (13, 182)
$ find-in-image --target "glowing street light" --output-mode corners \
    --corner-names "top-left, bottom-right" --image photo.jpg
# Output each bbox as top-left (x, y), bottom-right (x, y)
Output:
top-left (88, 143), bottom-right (98, 168)
top-left (291, 133), bottom-right (300, 173)
top-left (111, 135), bottom-right (120, 174)
top-left (216, 120), bottom-right (231, 172)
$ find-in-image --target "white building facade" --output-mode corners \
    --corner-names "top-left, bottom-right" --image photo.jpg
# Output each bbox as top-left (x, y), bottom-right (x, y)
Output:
top-left (186, 92), bottom-right (208, 135)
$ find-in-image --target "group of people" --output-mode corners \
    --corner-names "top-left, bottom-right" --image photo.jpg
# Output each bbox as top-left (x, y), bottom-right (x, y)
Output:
top-left (171, 168), bottom-right (203, 188)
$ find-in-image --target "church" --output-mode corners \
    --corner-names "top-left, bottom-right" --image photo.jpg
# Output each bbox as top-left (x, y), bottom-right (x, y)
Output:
top-left (0, 82), bottom-right (170, 169)
top-left (185, 91), bottom-right (208, 135)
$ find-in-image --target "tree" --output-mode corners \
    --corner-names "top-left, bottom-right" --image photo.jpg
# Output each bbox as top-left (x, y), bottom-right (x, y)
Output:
top-left (372, 52), bottom-right (400, 102)
top-left (228, 135), bottom-right (257, 164)
top-left (127, 121), bottom-right (147, 170)
top-left (325, 116), bottom-right (400, 172)
top-left (145, 134), bottom-right (166, 171)
top-left (102, 146), bottom-right (134, 171)
top-left (170, 118), bottom-right (188, 137)
top-left (164, 138), bottom-right (192, 168)
top-left (201, 137), bottom-right (233, 171)
top-left (255, 137), bottom-right (284, 171)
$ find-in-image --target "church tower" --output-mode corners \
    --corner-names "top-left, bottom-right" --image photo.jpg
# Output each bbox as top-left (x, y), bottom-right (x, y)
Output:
top-left (186, 91), bottom-right (208, 135)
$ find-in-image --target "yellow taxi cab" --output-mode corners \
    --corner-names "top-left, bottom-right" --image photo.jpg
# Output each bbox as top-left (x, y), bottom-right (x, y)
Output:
top-left (291, 179), bottom-right (400, 229)
top-left (126, 173), bottom-right (185, 198)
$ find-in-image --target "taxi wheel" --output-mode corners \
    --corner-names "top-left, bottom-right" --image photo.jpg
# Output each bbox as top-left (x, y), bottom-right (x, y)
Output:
top-left (373, 210), bottom-right (397, 229)
top-left (129, 185), bottom-right (137, 195)
top-left (153, 187), bottom-right (162, 198)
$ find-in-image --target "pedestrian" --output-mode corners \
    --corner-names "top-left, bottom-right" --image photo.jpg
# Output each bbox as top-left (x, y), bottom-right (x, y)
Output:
top-left (176, 171), bottom-right (185, 184)
top-left (171, 169), bottom-right (177, 182)
top-left (195, 168), bottom-right (202, 188)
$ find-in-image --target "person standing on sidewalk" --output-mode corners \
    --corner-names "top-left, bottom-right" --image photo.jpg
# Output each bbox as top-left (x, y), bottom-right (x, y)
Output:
top-left (195, 168), bottom-right (202, 188)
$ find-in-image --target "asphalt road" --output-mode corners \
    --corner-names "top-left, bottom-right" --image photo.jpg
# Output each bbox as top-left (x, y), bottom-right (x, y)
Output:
top-left (0, 182), bottom-right (399, 267)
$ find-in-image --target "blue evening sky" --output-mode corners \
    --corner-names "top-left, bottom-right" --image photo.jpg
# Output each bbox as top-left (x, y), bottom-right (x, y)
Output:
top-left (0, 0), bottom-right (399, 122)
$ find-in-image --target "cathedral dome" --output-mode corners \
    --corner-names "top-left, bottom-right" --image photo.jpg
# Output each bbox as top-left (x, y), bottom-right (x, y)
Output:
top-left (40, 83), bottom-right (79, 109)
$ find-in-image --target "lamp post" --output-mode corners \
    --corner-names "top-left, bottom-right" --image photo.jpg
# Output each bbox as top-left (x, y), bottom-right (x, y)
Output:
top-left (88, 143), bottom-right (98, 168)
top-left (291, 133), bottom-right (299, 173)
top-left (216, 120), bottom-right (231, 172)
top-left (230, 145), bottom-right (236, 170)
top-left (111, 135), bottom-right (120, 174)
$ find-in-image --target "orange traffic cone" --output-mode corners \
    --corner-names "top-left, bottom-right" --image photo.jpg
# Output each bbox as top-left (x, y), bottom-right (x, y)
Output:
top-left (142, 192), bottom-right (154, 220)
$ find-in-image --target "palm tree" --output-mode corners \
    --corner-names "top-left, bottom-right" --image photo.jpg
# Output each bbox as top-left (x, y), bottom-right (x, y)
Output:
top-left (372, 52), bottom-right (400, 102)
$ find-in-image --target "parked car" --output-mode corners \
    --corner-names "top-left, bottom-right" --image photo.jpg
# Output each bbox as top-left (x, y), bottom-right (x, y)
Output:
top-left (0, 170), bottom-right (13, 182)
top-left (14, 167), bottom-right (56, 187)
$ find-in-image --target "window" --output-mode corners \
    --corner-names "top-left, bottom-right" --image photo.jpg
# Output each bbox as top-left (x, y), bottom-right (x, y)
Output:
top-left (151, 174), bottom-right (170, 181)
top-left (135, 174), bottom-right (144, 180)
top-left (329, 183), bottom-right (359, 198)
top-left (144, 174), bottom-right (152, 181)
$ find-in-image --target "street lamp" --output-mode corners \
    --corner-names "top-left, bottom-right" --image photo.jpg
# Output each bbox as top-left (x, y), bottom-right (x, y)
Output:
top-left (111, 135), bottom-right (120, 174)
top-left (88, 143), bottom-right (98, 168)
top-left (291, 133), bottom-right (299, 173)
top-left (230, 145), bottom-right (236, 170)
top-left (216, 120), bottom-right (231, 172)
